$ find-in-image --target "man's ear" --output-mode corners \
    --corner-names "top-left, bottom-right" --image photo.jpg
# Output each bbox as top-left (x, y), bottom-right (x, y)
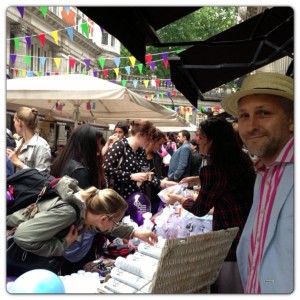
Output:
top-left (289, 114), bottom-right (294, 133)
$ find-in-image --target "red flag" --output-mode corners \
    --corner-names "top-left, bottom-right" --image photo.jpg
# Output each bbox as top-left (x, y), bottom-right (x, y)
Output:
top-left (38, 34), bottom-right (45, 47)
top-left (69, 57), bottom-right (76, 69)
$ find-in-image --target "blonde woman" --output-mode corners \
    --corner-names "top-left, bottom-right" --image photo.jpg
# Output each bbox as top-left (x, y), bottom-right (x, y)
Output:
top-left (6, 107), bottom-right (51, 174)
top-left (7, 176), bottom-right (158, 277)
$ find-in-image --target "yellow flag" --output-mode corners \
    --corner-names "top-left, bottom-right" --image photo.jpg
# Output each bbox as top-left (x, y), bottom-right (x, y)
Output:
top-left (114, 68), bottom-right (119, 78)
top-left (143, 80), bottom-right (149, 89)
top-left (51, 31), bottom-right (59, 45)
top-left (54, 58), bottom-right (61, 69)
top-left (129, 56), bottom-right (136, 67)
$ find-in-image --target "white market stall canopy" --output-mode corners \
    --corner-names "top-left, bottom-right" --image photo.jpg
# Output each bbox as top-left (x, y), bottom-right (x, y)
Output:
top-left (6, 74), bottom-right (180, 123)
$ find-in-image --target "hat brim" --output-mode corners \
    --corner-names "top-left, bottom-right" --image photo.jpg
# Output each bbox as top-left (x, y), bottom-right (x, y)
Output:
top-left (221, 88), bottom-right (294, 117)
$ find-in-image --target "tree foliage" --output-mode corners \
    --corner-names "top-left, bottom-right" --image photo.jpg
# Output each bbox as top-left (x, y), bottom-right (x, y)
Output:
top-left (120, 7), bottom-right (238, 79)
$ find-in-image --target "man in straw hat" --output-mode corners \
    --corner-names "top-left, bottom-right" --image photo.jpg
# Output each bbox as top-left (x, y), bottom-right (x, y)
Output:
top-left (221, 72), bottom-right (294, 293)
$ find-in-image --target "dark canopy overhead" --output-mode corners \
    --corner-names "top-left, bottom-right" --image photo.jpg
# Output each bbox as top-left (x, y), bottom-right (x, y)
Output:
top-left (169, 6), bottom-right (294, 107)
top-left (78, 6), bottom-right (200, 64)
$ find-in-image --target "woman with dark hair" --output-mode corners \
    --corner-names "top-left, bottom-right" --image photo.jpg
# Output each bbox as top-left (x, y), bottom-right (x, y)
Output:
top-left (102, 122), bottom-right (130, 156)
top-left (166, 118), bottom-right (256, 293)
top-left (50, 124), bottom-right (107, 274)
top-left (51, 124), bottom-right (106, 189)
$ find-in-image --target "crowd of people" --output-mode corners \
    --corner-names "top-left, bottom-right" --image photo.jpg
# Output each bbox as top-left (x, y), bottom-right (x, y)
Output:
top-left (6, 71), bottom-right (294, 294)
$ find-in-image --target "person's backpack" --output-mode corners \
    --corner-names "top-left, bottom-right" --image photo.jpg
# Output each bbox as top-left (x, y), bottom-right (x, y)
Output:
top-left (6, 168), bottom-right (61, 215)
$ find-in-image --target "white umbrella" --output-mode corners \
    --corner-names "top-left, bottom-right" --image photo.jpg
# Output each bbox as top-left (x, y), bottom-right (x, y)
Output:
top-left (7, 74), bottom-right (179, 124)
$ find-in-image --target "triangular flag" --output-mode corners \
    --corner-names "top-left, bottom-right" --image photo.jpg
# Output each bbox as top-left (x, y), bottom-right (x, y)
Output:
top-left (86, 102), bottom-right (91, 110)
top-left (80, 23), bottom-right (89, 38)
top-left (172, 90), bottom-right (177, 97)
top-left (103, 69), bottom-right (108, 77)
top-left (69, 57), bottom-right (76, 69)
top-left (93, 71), bottom-right (98, 77)
top-left (114, 68), bottom-right (119, 78)
top-left (10, 54), bottom-right (17, 64)
top-left (40, 6), bottom-right (48, 17)
top-left (145, 54), bottom-right (152, 65)
top-left (24, 55), bottom-right (31, 66)
top-left (149, 61), bottom-right (156, 72)
top-left (156, 94), bottom-right (159, 99)
top-left (81, 71), bottom-right (87, 75)
top-left (125, 66), bottom-right (131, 75)
top-left (161, 52), bottom-right (168, 62)
top-left (37, 71), bottom-right (42, 76)
top-left (155, 79), bottom-right (160, 88)
top-left (166, 79), bottom-right (171, 87)
top-left (176, 49), bottom-right (185, 54)
top-left (17, 7), bottom-right (24, 19)
top-left (92, 102), bottom-right (96, 109)
top-left (163, 60), bottom-right (169, 69)
top-left (54, 58), bottom-right (61, 69)
top-left (65, 6), bottom-right (71, 14)
top-left (129, 56), bottom-right (136, 67)
top-left (121, 79), bottom-right (127, 87)
top-left (27, 71), bottom-right (34, 77)
top-left (66, 27), bottom-right (73, 41)
top-left (14, 38), bottom-right (20, 50)
top-left (110, 79), bottom-right (116, 84)
top-left (160, 92), bottom-right (164, 98)
top-left (133, 80), bottom-right (138, 88)
top-left (167, 91), bottom-right (171, 97)
top-left (143, 80), bottom-right (149, 89)
top-left (51, 31), bottom-right (59, 45)
top-left (22, 70), bottom-right (26, 77)
top-left (150, 94), bottom-right (155, 100)
top-left (98, 58), bottom-right (106, 69)
top-left (83, 58), bottom-right (91, 69)
top-left (137, 63), bottom-right (143, 74)
top-left (14, 69), bottom-right (19, 77)
top-left (145, 95), bottom-right (148, 99)
top-left (113, 57), bottom-right (120, 68)
top-left (38, 33), bottom-right (46, 47)
top-left (25, 36), bottom-right (31, 49)
top-left (46, 72), bottom-right (50, 76)
top-left (39, 57), bottom-right (46, 67)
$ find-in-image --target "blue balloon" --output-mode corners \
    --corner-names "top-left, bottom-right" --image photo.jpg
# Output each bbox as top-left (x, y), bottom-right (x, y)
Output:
top-left (126, 192), bottom-right (151, 226)
top-left (8, 269), bottom-right (65, 294)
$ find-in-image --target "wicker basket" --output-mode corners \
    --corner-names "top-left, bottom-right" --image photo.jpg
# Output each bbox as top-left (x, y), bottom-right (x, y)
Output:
top-left (149, 227), bottom-right (238, 294)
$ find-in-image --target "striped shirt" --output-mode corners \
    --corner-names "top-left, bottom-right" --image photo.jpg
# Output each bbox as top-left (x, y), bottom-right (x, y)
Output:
top-left (245, 137), bottom-right (294, 293)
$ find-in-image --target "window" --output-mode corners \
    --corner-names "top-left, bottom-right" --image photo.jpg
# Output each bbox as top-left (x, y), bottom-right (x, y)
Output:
top-left (102, 31), bottom-right (108, 45)
top-left (111, 36), bottom-right (115, 47)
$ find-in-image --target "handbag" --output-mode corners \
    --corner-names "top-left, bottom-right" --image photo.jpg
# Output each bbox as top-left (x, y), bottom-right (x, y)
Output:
top-left (7, 202), bottom-right (80, 277)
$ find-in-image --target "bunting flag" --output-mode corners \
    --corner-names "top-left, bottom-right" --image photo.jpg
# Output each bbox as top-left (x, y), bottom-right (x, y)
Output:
top-left (143, 80), bottom-right (149, 89)
top-left (149, 61), bottom-right (156, 72)
top-left (166, 79), bottom-right (171, 87)
top-left (40, 6), bottom-right (48, 17)
top-left (163, 60), bottom-right (169, 69)
top-left (39, 57), bottom-right (46, 67)
top-left (155, 79), bottom-right (160, 88)
top-left (14, 37), bottom-right (20, 50)
top-left (129, 56), bottom-right (136, 67)
top-left (54, 58), bottom-right (61, 69)
top-left (69, 57), bottom-right (76, 69)
top-left (25, 36), bottom-right (31, 49)
top-left (27, 71), bottom-right (34, 77)
top-left (121, 79), bottom-right (127, 87)
top-left (14, 69), bottom-right (19, 76)
top-left (38, 33), bottom-right (46, 47)
top-left (22, 70), bottom-right (26, 77)
top-left (113, 57), bottom-right (120, 68)
top-left (24, 55), bottom-right (31, 66)
top-left (86, 102), bottom-right (91, 110)
top-left (51, 31), bottom-right (59, 45)
top-left (102, 69), bottom-right (108, 77)
top-left (161, 52), bottom-right (168, 62)
top-left (80, 22), bottom-right (89, 38)
top-left (137, 63), bottom-right (143, 74)
top-left (10, 54), bottom-right (17, 64)
top-left (17, 7), bottom-right (24, 19)
top-left (65, 6), bottom-right (71, 14)
top-left (150, 94), bottom-right (155, 100)
top-left (145, 54), bottom-right (152, 65)
top-left (93, 70), bottom-right (98, 77)
top-left (125, 66), bottom-right (130, 75)
top-left (132, 79), bottom-right (138, 88)
top-left (83, 58), bottom-right (91, 69)
top-left (172, 90), bottom-right (177, 97)
top-left (92, 102), bottom-right (96, 109)
top-left (114, 68), bottom-right (119, 78)
top-left (98, 58), bottom-right (106, 69)
top-left (66, 27), bottom-right (73, 41)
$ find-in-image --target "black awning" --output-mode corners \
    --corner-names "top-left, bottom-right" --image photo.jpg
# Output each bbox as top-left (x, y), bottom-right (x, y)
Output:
top-left (169, 6), bottom-right (294, 107)
top-left (78, 6), bottom-right (200, 64)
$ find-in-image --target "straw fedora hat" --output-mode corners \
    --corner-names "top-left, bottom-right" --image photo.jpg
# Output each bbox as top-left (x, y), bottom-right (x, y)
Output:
top-left (221, 72), bottom-right (294, 117)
